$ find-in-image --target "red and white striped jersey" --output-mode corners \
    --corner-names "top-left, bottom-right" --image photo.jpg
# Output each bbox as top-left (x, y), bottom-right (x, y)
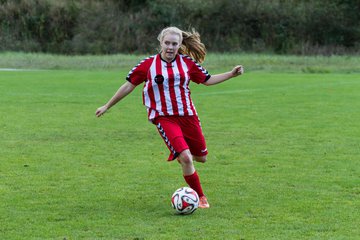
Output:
top-left (126, 54), bottom-right (211, 120)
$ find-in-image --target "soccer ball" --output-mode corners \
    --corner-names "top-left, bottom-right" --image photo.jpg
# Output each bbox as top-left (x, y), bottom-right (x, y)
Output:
top-left (171, 187), bottom-right (199, 215)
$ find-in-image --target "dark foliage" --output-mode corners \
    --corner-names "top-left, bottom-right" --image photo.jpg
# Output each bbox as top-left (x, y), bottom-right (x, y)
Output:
top-left (0, 0), bottom-right (359, 55)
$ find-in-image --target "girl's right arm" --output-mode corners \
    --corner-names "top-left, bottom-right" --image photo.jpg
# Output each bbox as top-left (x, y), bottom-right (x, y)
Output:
top-left (203, 65), bottom-right (244, 86)
top-left (95, 81), bottom-right (136, 117)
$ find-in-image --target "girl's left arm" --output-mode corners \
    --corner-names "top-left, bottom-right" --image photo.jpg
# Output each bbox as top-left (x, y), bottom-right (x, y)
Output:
top-left (203, 65), bottom-right (244, 86)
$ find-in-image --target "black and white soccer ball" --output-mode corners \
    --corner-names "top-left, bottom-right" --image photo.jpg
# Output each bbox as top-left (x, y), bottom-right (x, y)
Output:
top-left (171, 187), bottom-right (199, 215)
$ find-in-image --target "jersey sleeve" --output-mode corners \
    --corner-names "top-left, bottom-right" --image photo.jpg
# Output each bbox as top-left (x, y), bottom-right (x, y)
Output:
top-left (126, 56), bottom-right (154, 86)
top-left (187, 59), bottom-right (211, 84)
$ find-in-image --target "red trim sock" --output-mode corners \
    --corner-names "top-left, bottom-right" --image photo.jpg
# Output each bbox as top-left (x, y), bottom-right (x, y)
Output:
top-left (183, 171), bottom-right (204, 197)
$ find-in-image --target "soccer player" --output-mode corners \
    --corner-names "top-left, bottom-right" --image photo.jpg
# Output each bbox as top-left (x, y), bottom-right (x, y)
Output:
top-left (95, 26), bottom-right (244, 208)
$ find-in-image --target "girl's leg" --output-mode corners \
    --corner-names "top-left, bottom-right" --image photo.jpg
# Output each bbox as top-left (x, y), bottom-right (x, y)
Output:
top-left (178, 149), bottom-right (204, 197)
top-left (178, 149), bottom-right (209, 208)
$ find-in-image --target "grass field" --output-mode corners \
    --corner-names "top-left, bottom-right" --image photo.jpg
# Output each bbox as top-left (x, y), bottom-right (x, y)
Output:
top-left (0, 53), bottom-right (360, 239)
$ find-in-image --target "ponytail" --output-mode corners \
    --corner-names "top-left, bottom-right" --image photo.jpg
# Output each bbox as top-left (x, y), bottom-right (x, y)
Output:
top-left (179, 29), bottom-right (206, 63)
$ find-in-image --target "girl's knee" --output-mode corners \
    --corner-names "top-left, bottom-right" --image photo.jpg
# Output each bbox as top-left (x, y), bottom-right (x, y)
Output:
top-left (194, 155), bottom-right (207, 163)
top-left (177, 150), bottom-right (193, 165)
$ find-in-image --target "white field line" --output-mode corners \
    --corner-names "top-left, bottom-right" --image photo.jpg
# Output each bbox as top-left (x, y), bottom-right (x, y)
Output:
top-left (0, 68), bottom-right (44, 71)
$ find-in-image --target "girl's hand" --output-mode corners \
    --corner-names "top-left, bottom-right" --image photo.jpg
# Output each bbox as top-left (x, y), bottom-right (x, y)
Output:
top-left (95, 105), bottom-right (108, 117)
top-left (231, 65), bottom-right (244, 77)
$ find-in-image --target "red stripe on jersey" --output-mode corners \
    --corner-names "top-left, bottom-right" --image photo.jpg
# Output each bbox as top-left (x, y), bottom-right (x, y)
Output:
top-left (182, 58), bottom-right (198, 115)
top-left (166, 62), bottom-right (179, 115)
top-left (145, 69), bottom-right (156, 115)
top-left (155, 56), bottom-right (169, 116)
top-left (187, 78), bottom-right (197, 115)
top-left (175, 56), bottom-right (189, 116)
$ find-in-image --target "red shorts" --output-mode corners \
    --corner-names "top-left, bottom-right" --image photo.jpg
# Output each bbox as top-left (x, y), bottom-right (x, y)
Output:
top-left (154, 115), bottom-right (208, 161)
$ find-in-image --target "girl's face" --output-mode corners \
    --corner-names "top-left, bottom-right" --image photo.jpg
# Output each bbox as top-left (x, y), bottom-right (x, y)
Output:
top-left (160, 33), bottom-right (181, 62)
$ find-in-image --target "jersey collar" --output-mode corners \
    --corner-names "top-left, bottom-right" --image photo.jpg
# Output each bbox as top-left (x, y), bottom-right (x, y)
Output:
top-left (159, 53), bottom-right (178, 63)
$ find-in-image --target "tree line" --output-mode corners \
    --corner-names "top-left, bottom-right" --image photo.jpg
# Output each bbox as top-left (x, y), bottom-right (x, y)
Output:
top-left (0, 0), bottom-right (359, 55)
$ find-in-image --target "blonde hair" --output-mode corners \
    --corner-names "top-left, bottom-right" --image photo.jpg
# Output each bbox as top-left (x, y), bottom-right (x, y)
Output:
top-left (157, 26), bottom-right (206, 63)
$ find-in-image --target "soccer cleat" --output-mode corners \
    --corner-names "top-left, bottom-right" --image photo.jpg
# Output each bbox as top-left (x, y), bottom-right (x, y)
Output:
top-left (198, 196), bottom-right (210, 208)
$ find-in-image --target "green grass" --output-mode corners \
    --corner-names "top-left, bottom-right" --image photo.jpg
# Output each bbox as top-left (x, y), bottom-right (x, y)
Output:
top-left (0, 53), bottom-right (360, 239)
top-left (1, 51), bottom-right (360, 73)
